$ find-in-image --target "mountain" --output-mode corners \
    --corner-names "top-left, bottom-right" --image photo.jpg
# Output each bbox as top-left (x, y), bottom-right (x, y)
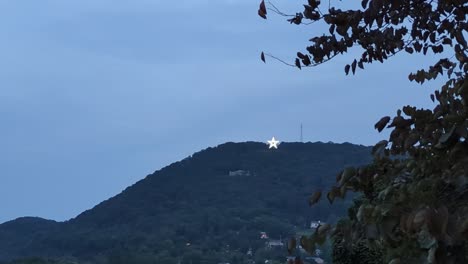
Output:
top-left (0, 217), bottom-right (60, 261)
top-left (0, 142), bottom-right (372, 264)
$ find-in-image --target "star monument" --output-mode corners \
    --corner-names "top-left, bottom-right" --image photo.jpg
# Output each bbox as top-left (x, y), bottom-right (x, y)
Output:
top-left (267, 137), bottom-right (280, 149)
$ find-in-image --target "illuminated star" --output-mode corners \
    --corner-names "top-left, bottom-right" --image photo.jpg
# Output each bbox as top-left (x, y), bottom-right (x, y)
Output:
top-left (267, 137), bottom-right (280, 149)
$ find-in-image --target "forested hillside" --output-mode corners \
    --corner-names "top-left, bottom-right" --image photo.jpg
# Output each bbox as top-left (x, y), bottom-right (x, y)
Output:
top-left (0, 142), bottom-right (371, 264)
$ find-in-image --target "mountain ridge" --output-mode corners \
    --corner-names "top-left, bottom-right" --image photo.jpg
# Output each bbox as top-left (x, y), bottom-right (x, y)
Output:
top-left (0, 141), bottom-right (372, 263)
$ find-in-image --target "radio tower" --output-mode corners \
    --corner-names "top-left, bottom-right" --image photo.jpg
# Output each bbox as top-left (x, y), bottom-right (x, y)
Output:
top-left (300, 123), bottom-right (303, 142)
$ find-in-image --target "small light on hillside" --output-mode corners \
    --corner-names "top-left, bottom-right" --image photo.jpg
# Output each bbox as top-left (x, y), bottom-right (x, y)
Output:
top-left (267, 137), bottom-right (280, 149)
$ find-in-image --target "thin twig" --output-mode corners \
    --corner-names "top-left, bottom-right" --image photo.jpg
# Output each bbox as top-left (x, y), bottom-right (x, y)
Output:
top-left (302, 20), bottom-right (321, 25)
top-left (265, 53), bottom-right (339, 68)
top-left (267, 0), bottom-right (323, 25)
top-left (267, 1), bottom-right (294, 17)
top-left (265, 53), bottom-right (296, 67)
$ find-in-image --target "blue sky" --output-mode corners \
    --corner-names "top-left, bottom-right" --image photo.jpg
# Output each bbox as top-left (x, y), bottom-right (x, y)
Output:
top-left (0, 1), bottom-right (445, 223)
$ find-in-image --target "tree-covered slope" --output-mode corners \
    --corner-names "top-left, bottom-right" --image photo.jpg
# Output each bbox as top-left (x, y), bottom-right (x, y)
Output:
top-left (0, 141), bottom-right (371, 263)
top-left (0, 217), bottom-right (60, 261)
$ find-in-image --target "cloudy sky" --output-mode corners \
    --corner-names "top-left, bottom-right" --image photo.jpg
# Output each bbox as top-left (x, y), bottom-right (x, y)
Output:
top-left (0, 0), bottom-right (444, 223)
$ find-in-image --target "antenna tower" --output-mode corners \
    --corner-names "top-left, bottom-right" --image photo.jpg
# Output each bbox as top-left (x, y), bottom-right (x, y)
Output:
top-left (300, 123), bottom-right (303, 142)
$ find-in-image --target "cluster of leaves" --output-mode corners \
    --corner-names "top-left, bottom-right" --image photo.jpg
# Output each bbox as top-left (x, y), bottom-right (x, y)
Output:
top-left (258, 0), bottom-right (467, 76)
top-left (258, 0), bottom-right (467, 263)
top-left (316, 104), bottom-right (468, 263)
top-left (331, 220), bottom-right (384, 264)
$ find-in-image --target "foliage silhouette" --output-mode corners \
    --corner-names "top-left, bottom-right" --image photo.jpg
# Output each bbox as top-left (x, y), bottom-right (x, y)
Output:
top-left (259, 0), bottom-right (467, 263)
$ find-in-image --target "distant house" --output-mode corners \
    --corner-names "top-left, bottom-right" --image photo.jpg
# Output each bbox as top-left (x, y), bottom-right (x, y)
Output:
top-left (310, 220), bottom-right (321, 229)
top-left (311, 257), bottom-right (325, 264)
top-left (266, 239), bottom-right (284, 248)
top-left (260, 232), bottom-right (269, 239)
top-left (228, 170), bottom-right (251, 176)
top-left (287, 256), bottom-right (318, 264)
top-left (305, 256), bottom-right (325, 264)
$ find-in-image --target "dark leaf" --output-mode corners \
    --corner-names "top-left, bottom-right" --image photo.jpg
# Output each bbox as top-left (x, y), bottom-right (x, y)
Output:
top-left (345, 64), bottom-right (350, 75)
top-left (308, 0), bottom-right (320, 9)
top-left (455, 30), bottom-right (467, 47)
top-left (374, 116), bottom-right (391, 132)
top-left (404, 133), bottom-right (420, 149)
top-left (429, 32), bottom-right (436, 43)
top-left (358, 60), bottom-right (364, 69)
top-left (361, 0), bottom-right (369, 9)
top-left (288, 13), bottom-right (303, 25)
top-left (317, 223), bottom-right (331, 236)
top-left (376, 16), bottom-right (383, 27)
top-left (442, 38), bottom-right (452, 46)
top-left (438, 126), bottom-right (456, 145)
top-left (448, 67), bottom-right (454, 77)
top-left (258, 0), bottom-right (267, 19)
top-left (423, 31), bottom-right (430, 42)
top-left (388, 116), bottom-right (411, 128)
top-left (260, 52), bottom-right (266, 63)
top-left (423, 46), bottom-right (428, 55)
top-left (309, 191), bottom-right (322, 206)
top-left (351, 59), bottom-right (357, 74)
top-left (414, 42), bottom-right (422, 52)
top-left (327, 187), bottom-right (342, 204)
top-left (295, 58), bottom-right (302, 69)
top-left (402, 105), bottom-right (415, 116)
top-left (372, 140), bottom-right (388, 157)
top-left (336, 171), bottom-right (342, 182)
top-left (327, 190), bottom-right (335, 204)
top-left (339, 167), bottom-right (356, 186)
top-left (287, 237), bottom-right (296, 254)
top-left (300, 236), bottom-right (315, 254)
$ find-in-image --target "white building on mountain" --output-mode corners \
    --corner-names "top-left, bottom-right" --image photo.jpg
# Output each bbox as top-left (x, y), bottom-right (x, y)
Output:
top-left (310, 220), bottom-right (321, 229)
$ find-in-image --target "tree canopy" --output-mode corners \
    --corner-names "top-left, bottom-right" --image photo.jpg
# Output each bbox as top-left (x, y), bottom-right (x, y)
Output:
top-left (0, 142), bottom-right (371, 264)
top-left (259, 0), bottom-right (468, 263)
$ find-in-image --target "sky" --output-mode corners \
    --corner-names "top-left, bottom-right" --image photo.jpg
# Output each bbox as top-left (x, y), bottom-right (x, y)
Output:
top-left (0, 0), bottom-right (447, 223)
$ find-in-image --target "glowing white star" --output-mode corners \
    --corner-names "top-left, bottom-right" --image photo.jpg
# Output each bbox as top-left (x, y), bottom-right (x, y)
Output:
top-left (267, 137), bottom-right (280, 149)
